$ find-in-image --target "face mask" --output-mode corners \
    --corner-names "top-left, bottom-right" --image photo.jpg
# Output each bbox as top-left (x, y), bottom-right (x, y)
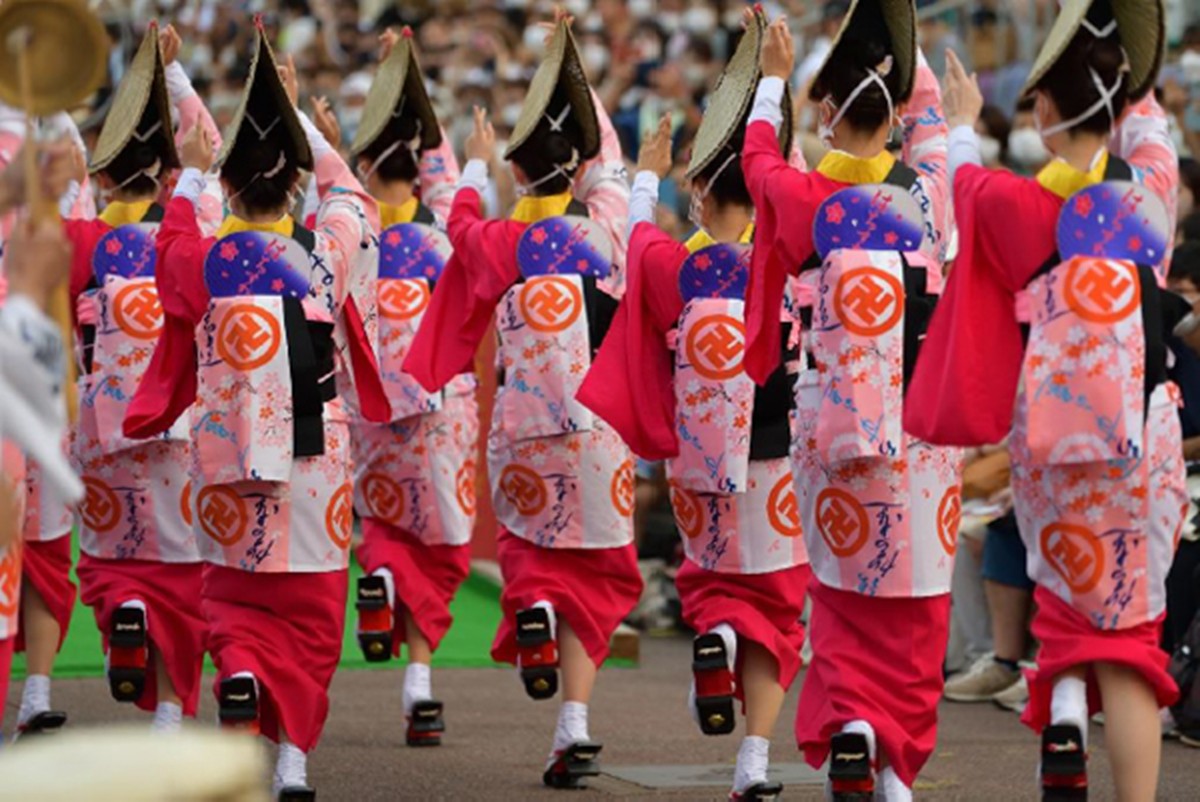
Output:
top-left (657, 12), bottom-right (681, 31)
top-left (1180, 49), bottom-right (1200, 85)
top-left (563, 0), bottom-right (588, 17)
top-left (1033, 67), bottom-right (1124, 141)
top-left (523, 25), bottom-right (547, 58)
top-left (687, 150), bottom-right (739, 230)
top-left (683, 63), bottom-right (708, 90)
top-left (634, 35), bottom-right (662, 62)
top-left (336, 107), bottom-right (362, 145)
top-left (501, 102), bottom-right (523, 129)
top-left (628, 0), bottom-right (653, 18)
top-left (582, 42), bottom-right (610, 78)
top-left (818, 56), bottom-right (895, 145)
top-left (1007, 127), bottom-right (1048, 169)
top-left (978, 135), bottom-right (1001, 166)
top-left (682, 7), bottom-right (717, 34)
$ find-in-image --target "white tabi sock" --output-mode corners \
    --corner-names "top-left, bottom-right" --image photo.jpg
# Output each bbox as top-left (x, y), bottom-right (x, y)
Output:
top-left (733, 735), bottom-right (770, 793)
top-left (403, 662), bottom-right (432, 717)
top-left (273, 739), bottom-right (308, 793)
top-left (550, 700), bottom-right (589, 758)
top-left (1050, 675), bottom-right (1089, 750)
top-left (874, 766), bottom-right (912, 802)
top-left (152, 701), bottom-right (184, 733)
top-left (18, 674), bottom-right (51, 726)
top-left (372, 567), bottom-right (396, 609)
top-left (533, 599), bottom-right (557, 638)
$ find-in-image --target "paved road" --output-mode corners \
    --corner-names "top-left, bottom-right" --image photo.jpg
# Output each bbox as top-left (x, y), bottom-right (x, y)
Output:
top-left (4, 635), bottom-right (1197, 800)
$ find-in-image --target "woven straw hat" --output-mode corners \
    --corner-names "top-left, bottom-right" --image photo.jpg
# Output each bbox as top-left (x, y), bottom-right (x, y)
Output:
top-left (0, 0), bottom-right (108, 117)
top-left (1022, 0), bottom-right (1163, 101)
top-left (807, 0), bottom-right (916, 103)
top-left (90, 25), bottom-right (179, 175)
top-left (349, 28), bottom-right (442, 159)
top-left (686, 8), bottom-right (793, 180)
top-left (217, 20), bottom-right (312, 172)
top-left (503, 20), bottom-right (600, 161)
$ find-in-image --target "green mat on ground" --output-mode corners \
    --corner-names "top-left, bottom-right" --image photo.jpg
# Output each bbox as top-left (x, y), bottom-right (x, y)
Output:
top-left (11, 542), bottom-right (506, 680)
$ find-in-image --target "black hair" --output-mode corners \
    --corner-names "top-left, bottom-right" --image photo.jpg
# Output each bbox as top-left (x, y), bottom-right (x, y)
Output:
top-left (1169, 241), bottom-right (1200, 285)
top-left (811, 35), bottom-right (901, 134)
top-left (1034, 0), bottom-right (1129, 136)
top-left (694, 140), bottom-right (751, 211)
top-left (1182, 212), bottom-right (1200, 245)
top-left (507, 87), bottom-right (582, 197)
top-left (219, 135), bottom-right (301, 215)
top-left (358, 114), bottom-right (421, 184)
top-left (1180, 158), bottom-right (1200, 206)
top-left (102, 106), bottom-right (172, 198)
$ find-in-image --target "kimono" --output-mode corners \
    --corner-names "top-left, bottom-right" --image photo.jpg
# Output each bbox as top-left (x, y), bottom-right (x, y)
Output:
top-left (581, 209), bottom-right (812, 693)
top-left (59, 65), bottom-right (221, 717)
top-left (125, 143), bottom-right (387, 751)
top-left (741, 53), bottom-right (957, 786)
top-left (352, 145), bottom-right (481, 654)
top-left (907, 94), bottom-right (1186, 731)
top-left (404, 100), bottom-right (643, 668)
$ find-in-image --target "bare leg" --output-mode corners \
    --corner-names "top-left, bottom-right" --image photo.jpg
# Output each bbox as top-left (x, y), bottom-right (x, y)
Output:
top-left (404, 609), bottom-right (432, 665)
top-left (1095, 662), bottom-right (1161, 802)
top-left (154, 648), bottom-right (182, 707)
top-left (983, 579), bottom-right (1032, 663)
top-left (20, 581), bottom-right (59, 676)
top-left (740, 641), bottom-right (785, 739)
top-left (559, 619), bottom-right (597, 704)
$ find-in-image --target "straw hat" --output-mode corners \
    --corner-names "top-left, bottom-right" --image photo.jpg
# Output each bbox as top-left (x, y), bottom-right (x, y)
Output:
top-left (807, 0), bottom-right (916, 103)
top-left (217, 19), bottom-right (312, 172)
top-left (503, 20), bottom-right (600, 161)
top-left (349, 28), bottom-right (442, 159)
top-left (0, 0), bottom-right (108, 117)
top-left (686, 8), bottom-right (793, 181)
top-left (90, 25), bottom-right (179, 175)
top-left (1022, 0), bottom-right (1163, 101)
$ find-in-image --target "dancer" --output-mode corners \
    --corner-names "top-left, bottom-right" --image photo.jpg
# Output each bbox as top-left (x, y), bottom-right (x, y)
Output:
top-left (580, 12), bottom-right (808, 801)
top-left (62, 23), bottom-right (218, 731)
top-left (908, 1), bottom-right (1185, 799)
top-left (125, 18), bottom-right (388, 799)
top-left (742, 5), bottom-right (956, 799)
top-left (342, 26), bottom-right (474, 747)
top-left (405, 15), bottom-right (637, 790)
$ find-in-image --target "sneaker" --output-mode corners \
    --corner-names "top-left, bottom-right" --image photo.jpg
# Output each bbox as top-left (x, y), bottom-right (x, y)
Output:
top-left (993, 674), bottom-right (1029, 714)
top-left (944, 656), bottom-right (1020, 702)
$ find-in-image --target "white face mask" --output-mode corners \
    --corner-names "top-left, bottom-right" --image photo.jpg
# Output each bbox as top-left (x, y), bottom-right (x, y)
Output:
top-left (682, 7), bottom-right (717, 34)
top-left (628, 0), bottom-right (654, 18)
top-left (1182, 50), bottom-right (1200, 85)
top-left (582, 42), bottom-right (610, 78)
top-left (523, 25), bottom-right (547, 58)
top-left (1007, 127), bottom-right (1048, 169)
top-left (658, 12), bottom-right (682, 32)
top-left (978, 135), bottom-right (1002, 166)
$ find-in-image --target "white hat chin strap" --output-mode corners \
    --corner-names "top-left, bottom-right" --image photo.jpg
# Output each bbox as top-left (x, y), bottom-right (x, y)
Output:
top-left (111, 120), bottom-right (167, 193)
top-left (515, 105), bottom-right (581, 197)
top-left (1080, 18), bottom-right (1117, 39)
top-left (688, 149), bottom-right (741, 230)
top-left (226, 111), bottom-right (291, 204)
top-left (1037, 66), bottom-right (1124, 139)
top-left (819, 56), bottom-right (895, 144)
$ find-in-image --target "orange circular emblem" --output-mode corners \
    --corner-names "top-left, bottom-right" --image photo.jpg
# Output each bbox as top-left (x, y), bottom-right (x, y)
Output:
top-left (80, 477), bottom-right (121, 533)
top-left (518, 276), bottom-right (583, 333)
top-left (815, 487), bottom-right (870, 557)
top-left (180, 480), bottom-right (193, 528)
top-left (1063, 259), bottom-right (1140, 324)
top-left (1040, 522), bottom-right (1105, 595)
top-left (684, 314), bottom-right (746, 381)
top-left (669, 481), bottom-right (704, 540)
top-left (0, 548), bottom-right (20, 617)
top-left (767, 474), bottom-right (803, 537)
top-left (832, 267), bottom-right (904, 337)
top-left (611, 460), bottom-right (635, 518)
top-left (325, 484), bottom-right (354, 549)
top-left (456, 460), bottom-right (477, 516)
top-left (363, 472), bottom-right (405, 526)
top-left (196, 485), bottom-right (248, 546)
top-left (499, 465), bottom-right (548, 517)
top-left (378, 278), bottom-right (430, 321)
top-left (937, 485), bottom-right (962, 556)
top-left (112, 280), bottom-right (164, 340)
top-left (215, 303), bottom-right (282, 371)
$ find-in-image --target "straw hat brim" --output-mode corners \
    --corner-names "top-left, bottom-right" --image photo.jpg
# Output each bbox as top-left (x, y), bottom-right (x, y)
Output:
top-left (0, 0), bottom-right (108, 117)
top-left (90, 27), bottom-right (180, 174)
top-left (687, 11), bottom-right (793, 180)
top-left (503, 21), bottom-right (600, 161)
top-left (807, 0), bottom-right (917, 104)
top-left (1024, 0), bottom-right (1164, 101)
top-left (216, 26), bottom-right (313, 172)
top-left (349, 36), bottom-right (443, 158)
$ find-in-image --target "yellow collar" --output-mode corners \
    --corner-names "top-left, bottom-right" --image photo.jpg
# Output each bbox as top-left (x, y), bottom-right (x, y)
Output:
top-left (378, 197), bottom-right (420, 228)
top-left (1035, 151), bottom-right (1110, 200)
top-left (215, 214), bottom-right (296, 240)
top-left (815, 149), bottom-right (896, 185)
top-left (511, 191), bottom-right (575, 224)
top-left (684, 222), bottom-right (755, 253)
top-left (99, 200), bottom-right (155, 227)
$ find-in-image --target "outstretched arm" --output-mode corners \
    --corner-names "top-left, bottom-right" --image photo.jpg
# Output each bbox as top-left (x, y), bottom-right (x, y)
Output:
top-left (901, 50), bottom-right (951, 264)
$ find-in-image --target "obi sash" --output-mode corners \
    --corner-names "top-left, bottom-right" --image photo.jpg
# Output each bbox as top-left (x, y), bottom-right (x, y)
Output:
top-left (78, 221), bottom-right (187, 457)
top-left (669, 243), bottom-right (754, 494)
top-left (196, 227), bottom-right (334, 485)
top-left (808, 184), bottom-right (926, 466)
top-left (496, 214), bottom-right (613, 443)
top-left (376, 221), bottom-right (452, 420)
top-left (1021, 181), bottom-right (1172, 465)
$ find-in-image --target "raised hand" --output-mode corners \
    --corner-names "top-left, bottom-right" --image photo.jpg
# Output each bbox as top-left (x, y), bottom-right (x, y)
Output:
top-left (761, 17), bottom-right (794, 81)
top-left (311, 96), bottom-right (341, 147)
top-left (159, 23), bottom-right (182, 66)
top-left (179, 122), bottom-right (214, 173)
top-left (464, 105), bottom-right (496, 165)
top-left (943, 49), bottom-right (983, 129)
top-left (379, 26), bottom-right (401, 62)
top-left (277, 54), bottom-right (300, 108)
top-left (635, 114), bottom-right (673, 179)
